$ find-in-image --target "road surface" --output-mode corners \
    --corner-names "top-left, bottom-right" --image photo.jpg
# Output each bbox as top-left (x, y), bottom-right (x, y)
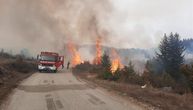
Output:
top-left (1, 70), bottom-right (145, 110)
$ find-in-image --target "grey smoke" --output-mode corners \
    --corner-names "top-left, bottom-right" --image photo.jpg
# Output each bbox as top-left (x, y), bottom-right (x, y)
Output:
top-left (0, 0), bottom-right (193, 52)
top-left (0, 0), bottom-right (112, 55)
top-left (0, 0), bottom-right (192, 59)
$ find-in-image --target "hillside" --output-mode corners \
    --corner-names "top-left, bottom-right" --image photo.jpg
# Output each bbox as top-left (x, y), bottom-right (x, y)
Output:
top-left (183, 38), bottom-right (193, 54)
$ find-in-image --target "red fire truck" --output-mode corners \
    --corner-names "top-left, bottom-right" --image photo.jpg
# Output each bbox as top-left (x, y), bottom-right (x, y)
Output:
top-left (37, 52), bottom-right (64, 73)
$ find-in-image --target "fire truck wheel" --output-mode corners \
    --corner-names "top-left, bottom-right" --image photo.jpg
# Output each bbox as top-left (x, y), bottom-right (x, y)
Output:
top-left (53, 70), bottom-right (57, 73)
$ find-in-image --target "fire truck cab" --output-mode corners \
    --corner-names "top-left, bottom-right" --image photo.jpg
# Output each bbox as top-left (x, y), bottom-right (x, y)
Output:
top-left (37, 52), bottom-right (64, 73)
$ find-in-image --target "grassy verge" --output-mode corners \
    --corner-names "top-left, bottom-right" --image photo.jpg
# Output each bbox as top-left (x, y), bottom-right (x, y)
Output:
top-left (74, 72), bottom-right (193, 110)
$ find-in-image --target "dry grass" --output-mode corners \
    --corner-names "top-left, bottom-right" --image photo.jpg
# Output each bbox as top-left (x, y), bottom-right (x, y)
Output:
top-left (0, 58), bottom-right (36, 105)
top-left (76, 73), bottom-right (193, 110)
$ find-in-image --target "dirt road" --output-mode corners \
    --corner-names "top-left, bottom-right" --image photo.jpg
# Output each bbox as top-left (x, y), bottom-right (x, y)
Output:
top-left (0, 70), bottom-right (145, 110)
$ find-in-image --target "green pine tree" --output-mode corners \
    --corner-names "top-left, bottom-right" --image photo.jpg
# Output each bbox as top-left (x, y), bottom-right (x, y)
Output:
top-left (157, 33), bottom-right (185, 81)
top-left (101, 52), bottom-right (112, 80)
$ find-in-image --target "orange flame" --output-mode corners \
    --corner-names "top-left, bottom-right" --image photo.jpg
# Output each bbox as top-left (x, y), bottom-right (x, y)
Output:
top-left (93, 37), bottom-right (102, 65)
top-left (67, 42), bottom-right (82, 67)
top-left (111, 49), bottom-right (123, 73)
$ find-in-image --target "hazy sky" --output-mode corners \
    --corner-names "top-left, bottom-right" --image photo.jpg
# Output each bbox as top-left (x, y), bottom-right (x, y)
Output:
top-left (109, 0), bottom-right (193, 48)
top-left (0, 0), bottom-right (192, 54)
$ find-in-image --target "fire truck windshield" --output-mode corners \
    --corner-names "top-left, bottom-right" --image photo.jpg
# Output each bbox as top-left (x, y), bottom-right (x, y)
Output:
top-left (40, 55), bottom-right (57, 62)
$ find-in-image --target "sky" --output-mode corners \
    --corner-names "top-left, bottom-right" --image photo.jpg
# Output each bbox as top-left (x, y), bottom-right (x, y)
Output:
top-left (109, 0), bottom-right (193, 48)
top-left (0, 0), bottom-right (192, 54)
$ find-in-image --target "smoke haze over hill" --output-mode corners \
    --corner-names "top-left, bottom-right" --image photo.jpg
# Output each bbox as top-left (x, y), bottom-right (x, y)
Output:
top-left (0, 0), bottom-right (192, 57)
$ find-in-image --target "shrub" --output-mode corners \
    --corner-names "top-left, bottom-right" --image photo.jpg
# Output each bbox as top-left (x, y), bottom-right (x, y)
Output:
top-left (111, 68), bottom-right (121, 81)
top-left (72, 61), bottom-right (92, 73)
top-left (150, 73), bottom-right (176, 88)
top-left (120, 62), bottom-right (135, 81)
top-left (119, 62), bottom-right (145, 85)
top-left (103, 71), bottom-right (113, 80)
top-left (101, 52), bottom-right (113, 80)
top-left (180, 64), bottom-right (193, 92)
top-left (144, 59), bottom-right (190, 94)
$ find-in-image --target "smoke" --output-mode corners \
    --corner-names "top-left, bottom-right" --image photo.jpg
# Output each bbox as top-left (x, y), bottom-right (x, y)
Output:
top-left (0, 0), bottom-right (191, 74)
top-left (0, 0), bottom-right (112, 55)
top-left (0, 0), bottom-right (192, 58)
top-left (107, 0), bottom-right (193, 48)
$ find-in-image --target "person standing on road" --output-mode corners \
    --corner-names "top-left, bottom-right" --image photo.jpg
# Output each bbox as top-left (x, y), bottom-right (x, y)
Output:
top-left (67, 61), bottom-right (70, 69)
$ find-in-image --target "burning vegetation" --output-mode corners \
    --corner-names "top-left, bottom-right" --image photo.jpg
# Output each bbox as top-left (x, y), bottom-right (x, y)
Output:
top-left (67, 42), bottom-right (82, 67)
top-left (110, 49), bottom-right (123, 73)
top-left (93, 37), bottom-right (102, 65)
top-left (72, 33), bottom-right (193, 110)
top-left (68, 37), bottom-right (124, 74)
top-left (69, 33), bottom-right (193, 98)
top-left (73, 33), bottom-right (193, 95)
